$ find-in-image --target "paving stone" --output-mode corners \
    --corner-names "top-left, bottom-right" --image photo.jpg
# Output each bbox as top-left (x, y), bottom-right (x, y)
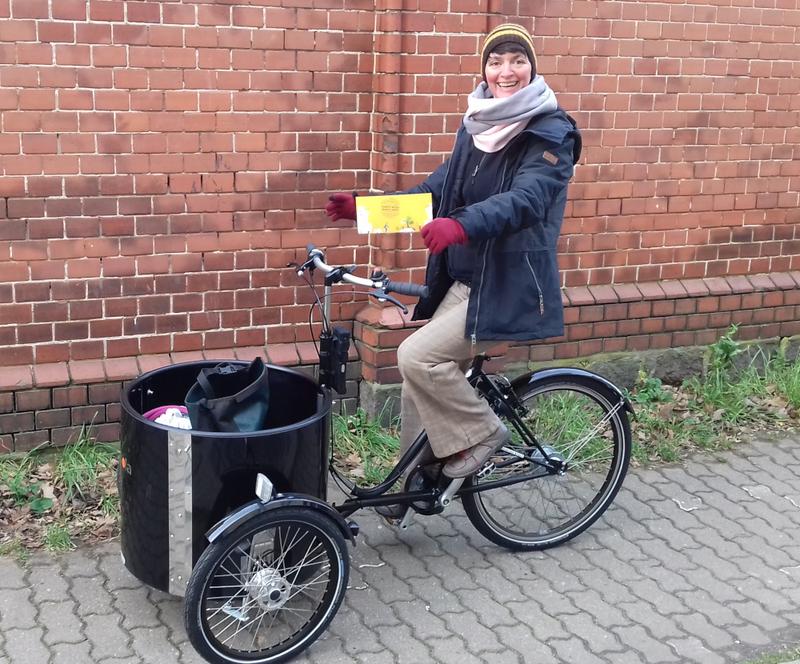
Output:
top-left (112, 587), bottom-right (162, 629)
top-left (665, 636), bottom-right (727, 664)
top-left (96, 550), bottom-right (143, 592)
top-left (49, 641), bottom-right (93, 662)
top-left (615, 602), bottom-right (683, 641)
top-left (27, 564), bottom-right (70, 604)
top-left (83, 613), bottom-right (134, 660)
top-left (559, 612), bottom-right (627, 654)
top-left (2, 628), bottom-right (50, 664)
top-left (129, 625), bottom-right (181, 663)
top-left (70, 574), bottom-right (116, 616)
top-left (439, 610), bottom-right (504, 653)
top-left (61, 554), bottom-right (100, 578)
top-left (494, 623), bottom-right (560, 663)
top-left (566, 589), bottom-right (629, 629)
top-left (455, 588), bottom-right (516, 627)
top-left (728, 600), bottom-right (790, 632)
top-left (673, 611), bottom-right (736, 649)
top-left (612, 624), bottom-right (681, 662)
top-left (0, 588), bottom-right (36, 630)
top-left (425, 635), bottom-right (487, 664)
top-left (675, 591), bottom-right (744, 629)
top-left (39, 600), bottom-right (84, 645)
top-left (0, 560), bottom-right (26, 590)
top-left (549, 636), bottom-right (609, 664)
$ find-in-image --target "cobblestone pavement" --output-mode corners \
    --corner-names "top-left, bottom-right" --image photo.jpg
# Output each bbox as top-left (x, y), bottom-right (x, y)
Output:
top-left (1, 435), bottom-right (800, 664)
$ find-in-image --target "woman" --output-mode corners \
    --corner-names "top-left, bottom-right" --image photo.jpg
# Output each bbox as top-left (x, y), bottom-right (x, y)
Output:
top-left (326, 24), bottom-right (582, 495)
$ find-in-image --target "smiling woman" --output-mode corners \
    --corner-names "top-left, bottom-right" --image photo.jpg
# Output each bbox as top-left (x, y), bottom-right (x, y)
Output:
top-left (480, 23), bottom-right (537, 99)
top-left (325, 22), bottom-right (582, 520)
top-left (484, 50), bottom-right (532, 98)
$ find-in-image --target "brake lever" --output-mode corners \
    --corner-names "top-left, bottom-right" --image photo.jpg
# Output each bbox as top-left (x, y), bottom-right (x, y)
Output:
top-left (369, 289), bottom-right (408, 315)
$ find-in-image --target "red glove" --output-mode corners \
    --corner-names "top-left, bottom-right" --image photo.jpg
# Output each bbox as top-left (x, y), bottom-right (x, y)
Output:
top-left (420, 217), bottom-right (468, 255)
top-left (325, 193), bottom-right (357, 221)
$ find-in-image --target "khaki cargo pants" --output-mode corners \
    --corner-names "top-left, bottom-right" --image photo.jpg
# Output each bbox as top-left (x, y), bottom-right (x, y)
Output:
top-left (397, 281), bottom-right (506, 459)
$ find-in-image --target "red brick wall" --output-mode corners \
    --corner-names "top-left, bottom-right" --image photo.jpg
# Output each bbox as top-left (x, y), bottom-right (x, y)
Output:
top-left (1, 0), bottom-right (799, 371)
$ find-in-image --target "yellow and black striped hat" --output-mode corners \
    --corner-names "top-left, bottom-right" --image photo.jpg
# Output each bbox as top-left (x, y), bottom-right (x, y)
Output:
top-left (480, 23), bottom-right (537, 78)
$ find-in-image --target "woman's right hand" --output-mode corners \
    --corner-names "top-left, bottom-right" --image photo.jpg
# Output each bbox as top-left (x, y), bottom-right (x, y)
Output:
top-left (325, 193), bottom-right (357, 221)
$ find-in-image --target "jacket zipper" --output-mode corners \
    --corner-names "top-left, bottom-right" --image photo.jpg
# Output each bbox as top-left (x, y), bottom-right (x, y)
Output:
top-left (472, 239), bottom-right (492, 346)
top-left (471, 160), bottom-right (509, 344)
top-left (524, 254), bottom-right (545, 316)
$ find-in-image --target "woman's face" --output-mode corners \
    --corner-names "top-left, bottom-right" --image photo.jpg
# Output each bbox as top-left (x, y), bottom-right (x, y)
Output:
top-left (484, 51), bottom-right (532, 99)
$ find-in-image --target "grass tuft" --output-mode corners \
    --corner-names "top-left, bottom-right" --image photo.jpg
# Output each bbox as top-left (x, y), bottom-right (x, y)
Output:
top-left (332, 407), bottom-right (400, 485)
top-left (631, 327), bottom-right (800, 464)
top-left (742, 647), bottom-right (800, 664)
top-left (44, 523), bottom-right (74, 552)
top-left (55, 427), bottom-right (118, 501)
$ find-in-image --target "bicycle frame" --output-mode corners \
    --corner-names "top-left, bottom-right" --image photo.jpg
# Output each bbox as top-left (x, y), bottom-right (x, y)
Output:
top-left (330, 354), bottom-right (565, 519)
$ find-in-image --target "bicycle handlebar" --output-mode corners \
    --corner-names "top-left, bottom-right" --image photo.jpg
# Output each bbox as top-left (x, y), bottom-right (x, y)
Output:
top-left (304, 244), bottom-right (428, 299)
top-left (384, 280), bottom-right (428, 299)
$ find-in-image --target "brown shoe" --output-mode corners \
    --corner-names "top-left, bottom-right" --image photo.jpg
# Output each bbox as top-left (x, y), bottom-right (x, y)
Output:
top-left (442, 425), bottom-right (510, 479)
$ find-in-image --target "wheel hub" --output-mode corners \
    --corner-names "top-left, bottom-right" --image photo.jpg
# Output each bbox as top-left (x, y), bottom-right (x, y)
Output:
top-left (246, 567), bottom-right (291, 610)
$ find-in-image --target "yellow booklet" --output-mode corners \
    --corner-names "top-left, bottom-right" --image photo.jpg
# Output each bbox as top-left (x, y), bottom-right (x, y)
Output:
top-left (355, 193), bottom-right (433, 234)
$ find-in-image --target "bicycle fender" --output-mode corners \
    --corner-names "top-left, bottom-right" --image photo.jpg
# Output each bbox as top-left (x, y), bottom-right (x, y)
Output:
top-left (510, 367), bottom-right (635, 415)
top-left (205, 493), bottom-right (358, 545)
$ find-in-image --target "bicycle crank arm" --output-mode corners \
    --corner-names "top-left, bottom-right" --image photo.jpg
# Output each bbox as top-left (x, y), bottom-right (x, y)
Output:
top-left (437, 478), bottom-right (465, 508)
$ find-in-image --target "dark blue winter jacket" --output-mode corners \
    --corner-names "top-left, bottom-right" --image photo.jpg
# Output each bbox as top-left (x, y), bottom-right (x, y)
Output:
top-left (408, 108), bottom-right (581, 342)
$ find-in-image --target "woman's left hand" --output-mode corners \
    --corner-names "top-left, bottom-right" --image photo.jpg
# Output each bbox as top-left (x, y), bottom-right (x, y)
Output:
top-left (420, 217), bottom-right (467, 254)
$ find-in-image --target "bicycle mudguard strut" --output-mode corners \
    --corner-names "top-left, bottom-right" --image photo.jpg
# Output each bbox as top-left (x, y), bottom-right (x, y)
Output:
top-left (510, 367), bottom-right (635, 415)
top-left (205, 493), bottom-right (359, 545)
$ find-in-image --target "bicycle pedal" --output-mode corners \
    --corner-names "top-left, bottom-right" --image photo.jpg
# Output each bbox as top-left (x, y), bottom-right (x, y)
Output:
top-left (477, 462), bottom-right (495, 479)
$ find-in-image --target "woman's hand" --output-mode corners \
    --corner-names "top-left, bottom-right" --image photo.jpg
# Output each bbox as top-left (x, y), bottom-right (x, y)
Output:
top-left (325, 193), bottom-right (357, 221)
top-left (420, 217), bottom-right (468, 255)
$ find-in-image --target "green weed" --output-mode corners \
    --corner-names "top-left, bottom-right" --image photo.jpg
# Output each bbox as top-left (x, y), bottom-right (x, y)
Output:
top-left (742, 647), bottom-right (800, 664)
top-left (0, 538), bottom-right (30, 564)
top-left (55, 427), bottom-right (118, 500)
top-left (332, 407), bottom-right (400, 485)
top-left (43, 523), bottom-right (74, 552)
top-left (632, 328), bottom-right (800, 464)
top-left (0, 451), bottom-right (54, 514)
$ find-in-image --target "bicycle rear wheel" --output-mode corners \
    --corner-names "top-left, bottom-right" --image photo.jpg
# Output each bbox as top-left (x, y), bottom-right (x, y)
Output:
top-left (462, 375), bottom-right (631, 551)
top-left (184, 508), bottom-right (349, 664)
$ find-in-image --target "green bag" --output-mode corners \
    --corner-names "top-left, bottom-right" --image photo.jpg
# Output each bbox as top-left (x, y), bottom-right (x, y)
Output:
top-left (185, 358), bottom-right (269, 433)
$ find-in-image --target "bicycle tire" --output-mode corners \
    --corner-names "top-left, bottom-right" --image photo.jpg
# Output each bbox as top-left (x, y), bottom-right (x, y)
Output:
top-left (184, 508), bottom-right (349, 664)
top-left (462, 375), bottom-right (631, 551)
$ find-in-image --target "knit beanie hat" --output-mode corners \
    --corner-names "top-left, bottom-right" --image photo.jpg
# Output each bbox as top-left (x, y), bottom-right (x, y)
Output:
top-left (480, 23), bottom-right (537, 79)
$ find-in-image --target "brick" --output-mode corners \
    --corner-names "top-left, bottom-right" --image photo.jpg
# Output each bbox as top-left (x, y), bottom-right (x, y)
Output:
top-left (50, 386), bottom-right (86, 408)
top-left (0, 411), bottom-right (34, 434)
top-left (35, 408), bottom-right (70, 428)
top-left (15, 389), bottom-right (51, 411)
top-left (0, 393), bottom-right (13, 414)
top-left (0, 366), bottom-right (33, 391)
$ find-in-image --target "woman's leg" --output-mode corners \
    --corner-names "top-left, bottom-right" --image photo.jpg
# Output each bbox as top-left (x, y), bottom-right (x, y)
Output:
top-left (397, 282), bottom-right (505, 459)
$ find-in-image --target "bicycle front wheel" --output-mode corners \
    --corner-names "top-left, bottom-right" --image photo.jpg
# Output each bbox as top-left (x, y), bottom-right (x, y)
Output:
top-left (462, 375), bottom-right (631, 551)
top-left (184, 508), bottom-right (349, 664)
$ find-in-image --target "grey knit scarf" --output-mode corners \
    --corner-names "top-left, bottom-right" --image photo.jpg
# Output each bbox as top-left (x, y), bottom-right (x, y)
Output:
top-left (463, 76), bottom-right (558, 135)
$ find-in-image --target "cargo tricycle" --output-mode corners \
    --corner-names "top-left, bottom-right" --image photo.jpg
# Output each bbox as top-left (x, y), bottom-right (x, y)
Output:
top-left (119, 245), bottom-right (633, 664)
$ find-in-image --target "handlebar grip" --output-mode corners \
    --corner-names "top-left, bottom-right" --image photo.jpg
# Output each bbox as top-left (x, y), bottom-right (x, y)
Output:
top-left (385, 281), bottom-right (429, 299)
top-left (306, 243), bottom-right (316, 254)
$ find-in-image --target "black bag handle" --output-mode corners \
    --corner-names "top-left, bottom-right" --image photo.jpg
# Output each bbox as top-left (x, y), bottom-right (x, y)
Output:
top-left (195, 359), bottom-right (266, 404)
top-left (196, 368), bottom-right (218, 400)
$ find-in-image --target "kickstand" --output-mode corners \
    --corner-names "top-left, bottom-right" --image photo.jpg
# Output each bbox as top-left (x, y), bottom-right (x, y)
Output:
top-left (398, 510), bottom-right (415, 530)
